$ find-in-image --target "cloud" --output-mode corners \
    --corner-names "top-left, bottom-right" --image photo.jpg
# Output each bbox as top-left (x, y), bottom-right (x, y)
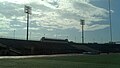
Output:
top-left (23, 27), bottom-right (39, 31)
top-left (0, 13), bottom-right (11, 29)
top-left (0, 0), bottom-right (109, 32)
top-left (29, 0), bottom-right (109, 31)
top-left (84, 24), bottom-right (109, 31)
top-left (0, 32), bottom-right (8, 36)
top-left (47, 29), bottom-right (53, 31)
top-left (0, 0), bottom-right (30, 4)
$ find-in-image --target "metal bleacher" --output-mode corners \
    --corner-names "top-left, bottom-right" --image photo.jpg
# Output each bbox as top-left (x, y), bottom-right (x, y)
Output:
top-left (71, 44), bottom-right (100, 53)
top-left (0, 43), bottom-right (22, 55)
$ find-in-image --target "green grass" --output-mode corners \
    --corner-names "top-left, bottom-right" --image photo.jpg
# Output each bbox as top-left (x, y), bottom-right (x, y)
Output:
top-left (0, 54), bottom-right (120, 68)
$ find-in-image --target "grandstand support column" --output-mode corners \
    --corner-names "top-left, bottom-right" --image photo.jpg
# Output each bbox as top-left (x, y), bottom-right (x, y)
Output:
top-left (80, 19), bottom-right (85, 44)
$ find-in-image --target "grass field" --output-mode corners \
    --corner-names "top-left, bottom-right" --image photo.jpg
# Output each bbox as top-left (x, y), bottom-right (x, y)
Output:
top-left (0, 54), bottom-right (120, 68)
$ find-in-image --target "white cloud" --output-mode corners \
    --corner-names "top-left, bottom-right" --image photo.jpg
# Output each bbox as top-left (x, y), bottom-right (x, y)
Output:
top-left (28, 0), bottom-right (109, 31)
top-left (0, 32), bottom-right (8, 36)
top-left (0, 13), bottom-right (11, 29)
top-left (23, 27), bottom-right (39, 30)
top-left (0, 0), bottom-right (109, 32)
top-left (0, 0), bottom-right (30, 4)
top-left (47, 29), bottom-right (53, 31)
top-left (84, 24), bottom-right (109, 31)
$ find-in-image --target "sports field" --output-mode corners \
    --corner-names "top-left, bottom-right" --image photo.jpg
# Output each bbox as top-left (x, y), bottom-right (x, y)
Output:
top-left (0, 54), bottom-right (120, 68)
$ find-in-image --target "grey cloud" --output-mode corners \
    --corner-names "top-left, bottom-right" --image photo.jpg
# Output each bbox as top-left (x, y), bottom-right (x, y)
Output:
top-left (10, 19), bottom-right (26, 28)
top-left (47, 1), bottom-right (59, 8)
top-left (58, 10), bottom-right (81, 21)
top-left (0, 0), bottom-right (109, 32)
top-left (30, 3), bottom-right (55, 12)
top-left (73, 2), bottom-right (108, 17)
top-left (0, 2), bottom-right (24, 18)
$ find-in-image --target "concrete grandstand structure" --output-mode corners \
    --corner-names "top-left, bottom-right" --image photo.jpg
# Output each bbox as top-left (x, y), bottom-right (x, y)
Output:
top-left (0, 37), bottom-right (120, 56)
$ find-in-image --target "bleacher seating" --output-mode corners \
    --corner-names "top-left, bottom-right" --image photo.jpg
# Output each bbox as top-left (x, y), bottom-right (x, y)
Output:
top-left (0, 38), bottom-right (120, 56)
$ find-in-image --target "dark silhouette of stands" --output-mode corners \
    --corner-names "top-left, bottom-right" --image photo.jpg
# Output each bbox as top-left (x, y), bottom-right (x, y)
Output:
top-left (0, 43), bottom-right (22, 55)
top-left (71, 44), bottom-right (100, 53)
top-left (0, 37), bottom-right (82, 55)
top-left (0, 37), bottom-right (120, 56)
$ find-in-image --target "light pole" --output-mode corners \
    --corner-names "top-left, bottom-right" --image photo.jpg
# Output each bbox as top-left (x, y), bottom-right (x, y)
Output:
top-left (44, 34), bottom-right (45, 37)
top-left (75, 36), bottom-right (76, 42)
top-left (13, 30), bottom-right (15, 39)
top-left (66, 36), bottom-right (68, 39)
top-left (24, 5), bottom-right (32, 40)
top-left (80, 19), bottom-right (85, 44)
top-left (108, 0), bottom-right (113, 42)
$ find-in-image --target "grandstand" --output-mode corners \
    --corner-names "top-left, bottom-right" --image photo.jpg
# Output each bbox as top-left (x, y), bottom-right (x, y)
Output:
top-left (0, 37), bottom-right (120, 56)
top-left (0, 37), bottom-right (82, 55)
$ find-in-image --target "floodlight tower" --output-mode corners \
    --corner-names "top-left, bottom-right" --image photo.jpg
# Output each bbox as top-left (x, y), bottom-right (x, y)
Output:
top-left (80, 19), bottom-right (85, 44)
top-left (24, 5), bottom-right (32, 40)
top-left (108, 0), bottom-right (113, 42)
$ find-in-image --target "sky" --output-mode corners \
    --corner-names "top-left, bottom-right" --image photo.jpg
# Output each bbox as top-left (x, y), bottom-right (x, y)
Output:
top-left (0, 0), bottom-right (120, 43)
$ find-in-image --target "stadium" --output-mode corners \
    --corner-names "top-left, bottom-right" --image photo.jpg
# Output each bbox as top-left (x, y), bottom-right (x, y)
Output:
top-left (0, 0), bottom-right (120, 68)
